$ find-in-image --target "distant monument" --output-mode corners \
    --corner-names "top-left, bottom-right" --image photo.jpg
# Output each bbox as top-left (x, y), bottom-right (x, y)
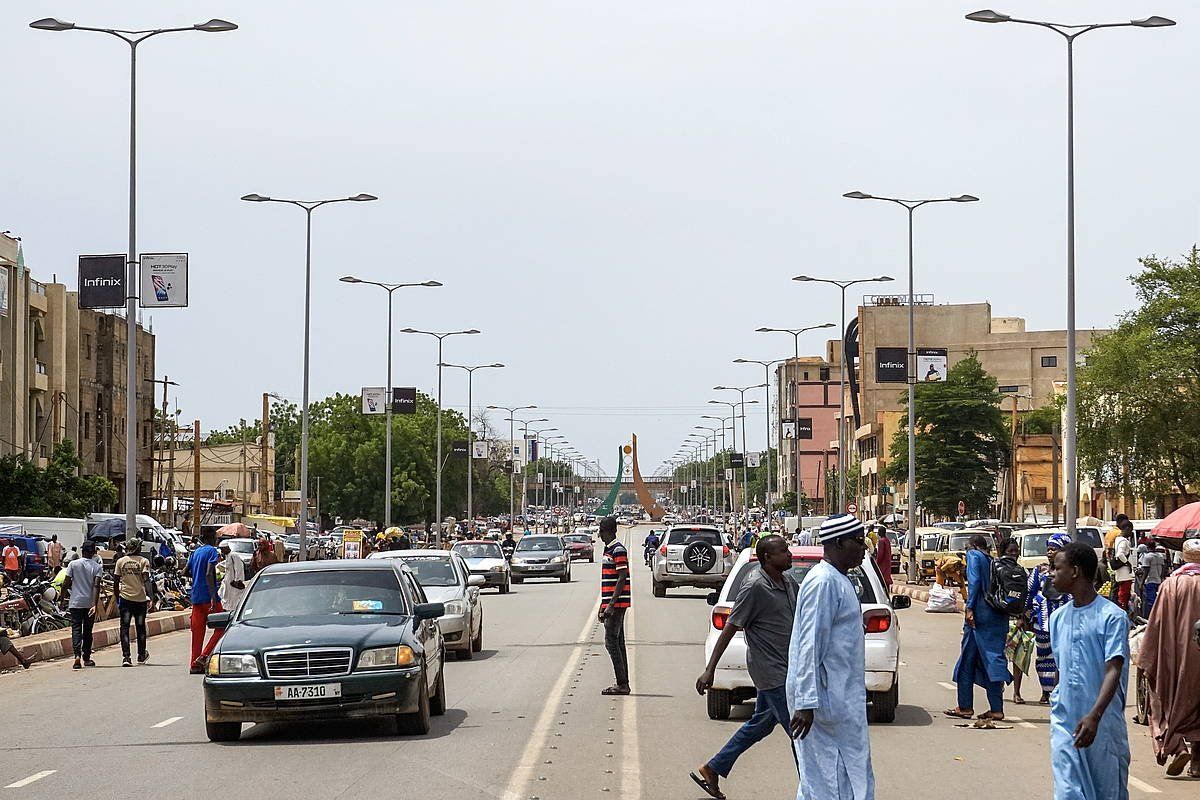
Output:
top-left (630, 434), bottom-right (665, 521)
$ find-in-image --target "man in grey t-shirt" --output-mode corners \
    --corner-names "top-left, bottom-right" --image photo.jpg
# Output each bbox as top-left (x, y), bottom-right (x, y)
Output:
top-left (692, 535), bottom-right (798, 799)
top-left (64, 541), bottom-right (103, 669)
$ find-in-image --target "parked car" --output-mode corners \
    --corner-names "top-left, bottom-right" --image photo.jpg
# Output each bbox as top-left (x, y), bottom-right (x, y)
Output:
top-left (703, 546), bottom-right (910, 723)
top-left (450, 540), bottom-right (511, 593)
top-left (222, 538), bottom-right (256, 571)
top-left (1014, 527), bottom-right (1105, 572)
top-left (561, 533), bottom-right (595, 562)
top-left (904, 529), bottom-right (946, 580)
top-left (650, 524), bottom-right (732, 597)
top-left (369, 550), bottom-right (485, 658)
top-left (201, 559), bottom-right (446, 741)
top-left (509, 535), bottom-right (571, 583)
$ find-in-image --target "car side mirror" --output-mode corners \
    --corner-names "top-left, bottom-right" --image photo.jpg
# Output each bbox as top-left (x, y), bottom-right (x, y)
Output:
top-left (706, 591), bottom-right (720, 606)
top-left (414, 602), bottom-right (445, 621)
top-left (467, 575), bottom-right (486, 587)
top-left (207, 612), bottom-right (232, 630)
top-left (891, 594), bottom-right (912, 610)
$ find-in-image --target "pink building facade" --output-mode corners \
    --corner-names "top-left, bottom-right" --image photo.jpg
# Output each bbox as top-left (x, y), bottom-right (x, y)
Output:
top-left (776, 356), bottom-right (841, 514)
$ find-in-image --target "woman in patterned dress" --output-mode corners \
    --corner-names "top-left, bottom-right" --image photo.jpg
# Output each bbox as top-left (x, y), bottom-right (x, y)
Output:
top-left (1026, 532), bottom-right (1073, 703)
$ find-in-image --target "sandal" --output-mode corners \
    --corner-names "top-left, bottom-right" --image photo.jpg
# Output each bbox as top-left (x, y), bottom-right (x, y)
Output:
top-left (689, 772), bottom-right (726, 800)
top-left (944, 708), bottom-right (974, 719)
top-left (601, 685), bottom-right (631, 696)
top-left (1166, 752), bottom-right (1190, 777)
top-left (1012, 696), bottom-right (1026, 705)
top-left (978, 711), bottom-right (1005, 721)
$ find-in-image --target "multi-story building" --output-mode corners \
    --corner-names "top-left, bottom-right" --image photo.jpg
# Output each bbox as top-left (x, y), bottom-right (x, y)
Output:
top-left (850, 297), bottom-right (1102, 520)
top-left (775, 355), bottom-right (841, 514)
top-left (0, 232), bottom-right (156, 507)
top-left (166, 439), bottom-right (275, 523)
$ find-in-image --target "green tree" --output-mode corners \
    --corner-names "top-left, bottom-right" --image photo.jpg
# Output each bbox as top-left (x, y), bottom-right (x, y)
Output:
top-left (1020, 405), bottom-right (1060, 436)
top-left (883, 352), bottom-right (1009, 518)
top-left (1077, 248), bottom-right (1200, 499)
top-left (0, 440), bottom-right (118, 516)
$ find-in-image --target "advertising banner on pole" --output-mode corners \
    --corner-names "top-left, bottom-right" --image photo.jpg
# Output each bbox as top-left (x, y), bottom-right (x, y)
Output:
top-left (725, 468), bottom-right (735, 481)
top-left (342, 529), bottom-right (363, 559)
top-left (875, 346), bottom-right (908, 383)
top-left (730, 452), bottom-right (745, 468)
top-left (525, 436), bottom-right (538, 463)
top-left (78, 254), bottom-right (126, 309)
top-left (391, 387), bottom-right (416, 414)
top-left (139, 253), bottom-right (188, 307)
top-left (537, 472), bottom-right (544, 484)
top-left (746, 452), bottom-right (762, 468)
top-left (472, 440), bottom-right (489, 459)
top-left (361, 387), bottom-right (386, 414)
top-left (782, 419), bottom-right (796, 440)
top-left (451, 440), bottom-right (469, 458)
top-left (917, 348), bottom-right (948, 382)
top-left (797, 418), bottom-right (813, 440)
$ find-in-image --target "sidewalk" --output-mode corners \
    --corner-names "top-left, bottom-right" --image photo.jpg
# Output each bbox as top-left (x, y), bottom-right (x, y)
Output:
top-left (2, 610), bottom-right (191, 671)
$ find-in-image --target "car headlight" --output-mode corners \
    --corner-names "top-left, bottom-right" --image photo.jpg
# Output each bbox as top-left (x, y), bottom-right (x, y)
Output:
top-left (207, 653), bottom-right (259, 677)
top-left (489, 565), bottom-right (506, 572)
top-left (358, 646), bottom-right (415, 670)
top-left (550, 555), bottom-right (566, 564)
top-left (444, 600), bottom-right (467, 616)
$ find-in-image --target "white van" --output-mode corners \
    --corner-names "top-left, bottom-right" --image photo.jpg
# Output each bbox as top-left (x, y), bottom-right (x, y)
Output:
top-left (0, 516), bottom-right (86, 551)
top-left (85, 513), bottom-right (185, 559)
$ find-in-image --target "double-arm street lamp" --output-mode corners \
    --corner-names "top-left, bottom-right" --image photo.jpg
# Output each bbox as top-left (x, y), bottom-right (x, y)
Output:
top-left (708, 397), bottom-right (758, 519)
top-left (242, 193), bottom-right (377, 558)
top-left (33, 15), bottom-right (237, 540)
top-left (715, 385), bottom-right (767, 518)
top-left (965, 9), bottom-right (1175, 535)
top-left (401, 328), bottom-right (480, 546)
top-left (486, 404), bottom-right (536, 526)
top-left (440, 362), bottom-right (505, 530)
top-left (755, 323), bottom-right (835, 522)
top-left (792, 276), bottom-right (894, 514)
top-left (341, 276), bottom-right (442, 528)
top-left (843, 190), bottom-right (977, 579)
top-left (528, 426), bottom-right (558, 515)
top-left (513, 416), bottom-right (549, 518)
top-left (732, 360), bottom-right (784, 525)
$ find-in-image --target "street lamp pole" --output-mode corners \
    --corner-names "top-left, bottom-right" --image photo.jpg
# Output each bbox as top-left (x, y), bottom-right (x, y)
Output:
top-left (242, 193), bottom-right (377, 559)
top-left (843, 190), bottom-right (978, 580)
top-left (487, 404), bottom-right (536, 528)
top-left (715, 386), bottom-right (765, 521)
top-left (791, 276), bottom-right (894, 514)
top-left (512, 416), bottom-right (549, 524)
top-left (965, 9), bottom-right (1175, 534)
top-left (401, 328), bottom-right (481, 547)
top-left (33, 15), bottom-right (237, 540)
top-left (733, 360), bottom-right (784, 526)
top-left (441, 362), bottom-right (505, 531)
top-left (340, 277), bottom-right (442, 528)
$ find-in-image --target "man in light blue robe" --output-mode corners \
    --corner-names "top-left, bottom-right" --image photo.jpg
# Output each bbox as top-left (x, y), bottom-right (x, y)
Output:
top-left (787, 514), bottom-right (875, 800)
top-left (1049, 542), bottom-right (1130, 800)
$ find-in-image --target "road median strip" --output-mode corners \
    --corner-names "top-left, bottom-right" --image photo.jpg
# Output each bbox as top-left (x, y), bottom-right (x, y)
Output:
top-left (1, 609), bottom-right (191, 672)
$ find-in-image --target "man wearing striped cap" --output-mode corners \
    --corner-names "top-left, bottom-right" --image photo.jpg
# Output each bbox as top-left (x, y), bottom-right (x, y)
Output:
top-left (787, 513), bottom-right (875, 800)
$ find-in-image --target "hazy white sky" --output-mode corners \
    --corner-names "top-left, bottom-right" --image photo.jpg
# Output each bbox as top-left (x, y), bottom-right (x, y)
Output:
top-left (5, 1), bottom-right (1196, 473)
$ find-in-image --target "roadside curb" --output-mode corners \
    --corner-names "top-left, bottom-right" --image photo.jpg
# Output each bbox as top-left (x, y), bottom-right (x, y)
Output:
top-left (2, 609), bottom-right (190, 671)
top-left (892, 582), bottom-right (965, 611)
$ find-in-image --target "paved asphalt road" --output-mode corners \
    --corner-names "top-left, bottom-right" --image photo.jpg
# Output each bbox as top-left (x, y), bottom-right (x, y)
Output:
top-left (1, 523), bottom-right (1193, 799)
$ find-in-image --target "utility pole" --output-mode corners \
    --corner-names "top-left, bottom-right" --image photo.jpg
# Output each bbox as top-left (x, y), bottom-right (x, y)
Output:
top-left (166, 416), bottom-right (176, 526)
top-left (192, 420), bottom-right (201, 534)
top-left (240, 418), bottom-right (248, 520)
top-left (145, 376), bottom-right (177, 517)
top-left (261, 392), bottom-right (271, 515)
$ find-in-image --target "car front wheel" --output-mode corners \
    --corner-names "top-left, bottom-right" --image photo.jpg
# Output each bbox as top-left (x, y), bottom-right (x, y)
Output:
top-left (396, 670), bottom-right (432, 735)
top-left (205, 720), bottom-right (241, 742)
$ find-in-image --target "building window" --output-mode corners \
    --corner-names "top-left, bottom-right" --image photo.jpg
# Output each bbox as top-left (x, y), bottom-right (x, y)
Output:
top-left (1033, 487), bottom-right (1048, 501)
top-left (251, 472), bottom-right (258, 492)
top-left (1041, 355), bottom-right (1058, 368)
top-left (83, 333), bottom-right (92, 360)
top-left (83, 412), bottom-right (91, 440)
top-left (803, 371), bottom-right (809, 381)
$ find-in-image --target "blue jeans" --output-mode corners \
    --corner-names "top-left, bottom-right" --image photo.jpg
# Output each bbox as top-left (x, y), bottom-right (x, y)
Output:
top-left (707, 686), bottom-right (797, 778)
top-left (1143, 582), bottom-right (1160, 615)
top-left (957, 637), bottom-right (1004, 713)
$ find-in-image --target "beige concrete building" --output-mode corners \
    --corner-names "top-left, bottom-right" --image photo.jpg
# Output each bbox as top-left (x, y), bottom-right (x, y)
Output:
top-left (851, 298), bottom-right (1102, 520)
top-left (165, 439), bottom-right (275, 520)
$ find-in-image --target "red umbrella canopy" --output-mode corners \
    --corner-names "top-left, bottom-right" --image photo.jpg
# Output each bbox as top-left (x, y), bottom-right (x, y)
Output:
top-left (216, 522), bottom-right (251, 539)
top-left (1151, 502), bottom-right (1200, 545)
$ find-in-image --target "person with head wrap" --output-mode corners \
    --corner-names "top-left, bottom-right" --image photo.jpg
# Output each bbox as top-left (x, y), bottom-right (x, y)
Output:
top-left (946, 534), bottom-right (1010, 721)
top-left (1027, 532), bottom-right (1073, 704)
top-left (1138, 538), bottom-right (1200, 778)
top-left (786, 514), bottom-right (875, 800)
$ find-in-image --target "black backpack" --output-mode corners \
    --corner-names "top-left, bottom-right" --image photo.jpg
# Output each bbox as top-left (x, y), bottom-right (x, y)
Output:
top-left (986, 555), bottom-right (1030, 617)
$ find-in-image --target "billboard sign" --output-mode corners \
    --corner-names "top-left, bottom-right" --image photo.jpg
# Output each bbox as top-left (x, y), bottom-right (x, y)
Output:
top-left (361, 387), bottom-right (386, 414)
top-left (730, 452), bottom-right (745, 468)
top-left (781, 419), bottom-right (796, 440)
top-left (746, 452), bottom-right (762, 468)
top-left (78, 254), bottom-right (126, 309)
top-left (451, 440), bottom-right (469, 458)
top-left (472, 440), bottom-right (489, 459)
top-left (139, 253), bottom-right (188, 307)
top-left (875, 347), bottom-right (907, 383)
top-left (917, 348), bottom-right (948, 383)
top-left (392, 387), bottom-right (416, 414)
top-left (724, 468), bottom-right (735, 481)
top-left (797, 417), bottom-right (813, 440)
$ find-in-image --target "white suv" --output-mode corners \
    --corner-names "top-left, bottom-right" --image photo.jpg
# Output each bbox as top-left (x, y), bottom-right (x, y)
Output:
top-left (650, 524), bottom-right (733, 597)
top-left (702, 545), bottom-right (910, 723)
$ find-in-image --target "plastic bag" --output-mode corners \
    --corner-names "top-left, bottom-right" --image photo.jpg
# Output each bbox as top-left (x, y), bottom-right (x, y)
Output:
top-left (925, 582), bottom-right (959, 613)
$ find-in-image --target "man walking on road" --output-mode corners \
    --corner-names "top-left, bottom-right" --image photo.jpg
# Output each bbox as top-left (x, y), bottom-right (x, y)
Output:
top-left (64, 541), bottom-right (103, 670)
top-left (788, 514), bottom-right (875, 800)
top-left (946, 535), bottom-right (1009, 721)
top-left (46, 535), bottom-right (64, 571)
top-left (219, 541), bottom-right (247, 612)
top-left (693, 535), bottom-right (797, 799)
top-left (114, 538), bottom-right (151, 666)
top-left (187, 529), bottom-right (223, 674)
top-left (597, 516), bottom-right (630, 696)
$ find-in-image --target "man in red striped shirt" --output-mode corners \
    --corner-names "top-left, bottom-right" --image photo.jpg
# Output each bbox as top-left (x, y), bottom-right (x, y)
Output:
top-left (598, 516), bottom-right (631, 696)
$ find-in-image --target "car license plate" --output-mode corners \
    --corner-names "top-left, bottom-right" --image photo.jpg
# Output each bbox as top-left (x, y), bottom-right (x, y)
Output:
top-left (275, 683), bottom-right (341, 701)
top-left (530, 564), bottom-right (546, 570)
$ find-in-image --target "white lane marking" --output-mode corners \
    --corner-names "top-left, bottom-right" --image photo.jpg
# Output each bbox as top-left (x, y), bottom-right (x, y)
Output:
top-left (938, 682), bottom-right (956, 691)
top-left (622, 604), bottom-right (641, 799)
top-left (501, 597), bottom-right (599, 800)
top-left (151, 716), bottom-right (183, 728)
top-left (5, 771), bottom-right (56, 789)
top-left (1128, 776), bottom-right (1161, 794)
top-left (1004, 715), bottom-right (1037, 730)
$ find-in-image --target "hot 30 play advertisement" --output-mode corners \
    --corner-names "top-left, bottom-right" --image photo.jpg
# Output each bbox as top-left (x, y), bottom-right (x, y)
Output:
top-left (139, 253), bottom-right (188, 308)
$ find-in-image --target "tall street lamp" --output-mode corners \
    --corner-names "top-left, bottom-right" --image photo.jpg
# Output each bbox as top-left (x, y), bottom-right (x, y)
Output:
top-left (701, 414), bottom-right (734, 512)
top-left (708, 397), bottom-right (759, 519)
top-left (487, 404), bottom-right (536, 526)
top-left (755, 322), bottom-right (836, 522)
top-left (340, 276), bottom-right (442, 529)
top-left (529, 426), bottom-right (558, 522)
top-left (440, 362), bottom-right (505, 530)
top-left (966, 9), bottom-right (1175, 534)
top-left (512, 416), bottom-right (549, 520)
top-left (401, 328), bottom-right (480, 546)
top-left (33, 15), bottom-right (237, 540)
top-left (694, 425), bottom-right (722, 512)
top-left (715, 385), bottom-right (766, 517)
top-left (844, 190), bottom-right (977, 579)
top-left (733, 359), bottom-right (784, 526)
top-left (793, 275), bottom-right (894, 513)
top-left (242, 192), bottom-right (377, 558)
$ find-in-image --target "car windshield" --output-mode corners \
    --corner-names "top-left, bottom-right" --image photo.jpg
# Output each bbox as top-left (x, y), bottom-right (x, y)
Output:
top-left (284, 535), bottom-right (300, 546)
top-left (666, 529), bottom-right (722, 546)
top-left (726, 559), bottom-right (876, 605)
top-left (921, 534), bottom-right (940, 550)
top-left (453, 543), bottom-right (502, 559)
top-left (1075, 528), bottom-right (1103, 549)
top-left (935, 522), bottom-right (965, 531)
top-left (225, 540), bottom-right (255, 554)
top-left (516, 537), bottom-right (562, 552)
top-left (563, 535), bottom-right (590, 544)
top-left (949, 534), bottom-right (991, 552)
top-left (1021, 532), bottom-right (1053, 557)
top-left (240, 569), bottom-right (404, 619)
top-left (397, 556), bottom-right (461, 586)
